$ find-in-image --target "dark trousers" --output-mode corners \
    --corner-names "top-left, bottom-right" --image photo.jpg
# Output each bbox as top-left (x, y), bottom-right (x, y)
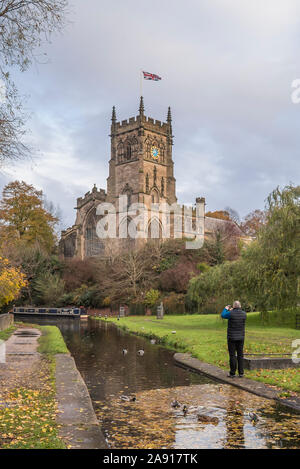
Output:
top-left (227, 339), bottom-right (244, 376)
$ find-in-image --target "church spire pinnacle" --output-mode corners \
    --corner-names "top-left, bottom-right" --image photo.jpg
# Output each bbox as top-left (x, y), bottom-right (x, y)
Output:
top-left (111, 105), bottom-right (116, 123)
top-left (139, 96), bottom-right (145, 116)
top-left (167, 106), bottom-right (172, 124)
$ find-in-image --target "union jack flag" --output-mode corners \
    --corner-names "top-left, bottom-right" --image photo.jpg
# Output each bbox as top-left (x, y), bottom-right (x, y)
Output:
top-left (143, 71), bottom-right (162, 81)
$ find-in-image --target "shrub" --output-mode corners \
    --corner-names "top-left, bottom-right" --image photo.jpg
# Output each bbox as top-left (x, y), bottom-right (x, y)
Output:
top-left (33, 272), bottom-right (65, 306)
top-left (159, 261), bottom-right (197, 293)
top-left (71, 285), bottom-right (104, 308)
top-left (144, 289), bottom-right (160, 308)
top-left (163, 292), bottom-right (185, 315)
top-left (62, 258), bottom-right (97, 292)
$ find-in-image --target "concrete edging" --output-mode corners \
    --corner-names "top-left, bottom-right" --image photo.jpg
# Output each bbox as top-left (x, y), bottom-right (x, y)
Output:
top-left (174, 352), bottom-right (300, 413)
top-left (0, 313), bottom-right (14, 332)
top-left (55, 354), bottom-right (108, 449)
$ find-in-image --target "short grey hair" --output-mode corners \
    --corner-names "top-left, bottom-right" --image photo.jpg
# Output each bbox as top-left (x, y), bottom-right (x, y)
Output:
top-left (233, 300), bottom-right (241, 309)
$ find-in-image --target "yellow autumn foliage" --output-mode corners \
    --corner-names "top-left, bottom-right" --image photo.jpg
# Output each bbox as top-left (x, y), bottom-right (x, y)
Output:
top-left (0, 256), bottom-right (27, 307)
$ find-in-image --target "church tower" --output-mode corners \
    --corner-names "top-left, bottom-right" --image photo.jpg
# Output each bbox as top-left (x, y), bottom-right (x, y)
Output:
top-left (107, 97), bottom-right (177, 208)
top-left (60, 97), bottom-right (211, 259)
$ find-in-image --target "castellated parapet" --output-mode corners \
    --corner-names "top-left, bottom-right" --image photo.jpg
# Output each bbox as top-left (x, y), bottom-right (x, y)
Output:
top-left (76, 184), bottom-right (107, 209)
top-left (113, 116), bottom-right (169, 133)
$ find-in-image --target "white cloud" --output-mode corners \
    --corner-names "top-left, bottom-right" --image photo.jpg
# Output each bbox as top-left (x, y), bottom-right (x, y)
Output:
top-left (1, 0), bottom-right (299, 226)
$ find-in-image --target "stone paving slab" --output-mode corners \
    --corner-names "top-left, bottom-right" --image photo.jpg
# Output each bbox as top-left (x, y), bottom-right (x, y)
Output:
top-left (174, 353), bottom-right (300, 413)
top-left (0, 328), bottom-right (41, 382)
top-left (55, 354), bottom-right (108, 449)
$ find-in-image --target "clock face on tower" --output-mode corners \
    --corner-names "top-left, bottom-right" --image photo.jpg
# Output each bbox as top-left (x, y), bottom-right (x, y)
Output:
top-left (151, 146), bottom-right (159, 160)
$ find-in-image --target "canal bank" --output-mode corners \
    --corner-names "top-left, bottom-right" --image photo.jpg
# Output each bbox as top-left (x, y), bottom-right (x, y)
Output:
top-left (56, 353), bottom-right (108, 449)
top-left (0, 322), bottom-right (107, 449)
top-left (174, 353), bottom-right (300, 413)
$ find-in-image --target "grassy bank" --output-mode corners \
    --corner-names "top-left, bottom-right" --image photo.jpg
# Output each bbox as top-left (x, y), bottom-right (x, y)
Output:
top-left (37, 325), bottom-right (69, 355)
top-left (103, 313), bottom-right (300, 394)
top-left (0, 325), bottom-right (16, 341)
top-left (0, 324), bottom-right (68, 449)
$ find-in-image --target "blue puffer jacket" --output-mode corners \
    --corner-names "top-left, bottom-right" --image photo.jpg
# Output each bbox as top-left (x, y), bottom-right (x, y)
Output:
top-left (221, 308), bottom-right (247, 340)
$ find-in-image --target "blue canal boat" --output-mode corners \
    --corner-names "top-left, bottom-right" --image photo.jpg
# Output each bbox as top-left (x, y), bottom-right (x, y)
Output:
top-left (12, 306), bottom-right (82, 318)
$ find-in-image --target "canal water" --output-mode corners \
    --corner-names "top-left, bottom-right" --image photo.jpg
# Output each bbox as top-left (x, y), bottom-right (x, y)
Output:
top-left (19, 316), bottom-right (300, 449)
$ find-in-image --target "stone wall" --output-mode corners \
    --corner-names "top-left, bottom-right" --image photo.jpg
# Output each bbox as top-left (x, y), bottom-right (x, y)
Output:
top-left (0, 313), bottom-right (14, 332)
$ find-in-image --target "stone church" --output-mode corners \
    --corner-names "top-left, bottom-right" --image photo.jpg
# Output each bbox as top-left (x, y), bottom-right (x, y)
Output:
top-left (60, 98), bottom-right (241, 259)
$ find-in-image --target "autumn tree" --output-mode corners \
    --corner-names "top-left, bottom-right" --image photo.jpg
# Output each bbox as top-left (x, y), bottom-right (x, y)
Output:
top-left (98, 242), bottom-right (163, 304)
top-left (0, 180), bottom-right (58, 252)
top-left (0, 0), bottom-right (68, 163)
top-left (205, 210), bottom-right (231, 221)
top-left (240, 209), bottom-right (267, 237)
top-left (159, 260), bottom-right (197, 293)
top-left (0, 255), bottom-right (26, 308)
top-left (101, 251), bottom-right (150, 303)
top-left (206, 208), bottom-right (240, 225)
top-left (2, 243), bottom-right (63, 304)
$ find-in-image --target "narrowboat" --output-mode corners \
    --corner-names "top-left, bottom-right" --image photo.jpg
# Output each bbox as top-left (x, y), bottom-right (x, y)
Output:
top-left (12, 306), bottom-right (81, 318)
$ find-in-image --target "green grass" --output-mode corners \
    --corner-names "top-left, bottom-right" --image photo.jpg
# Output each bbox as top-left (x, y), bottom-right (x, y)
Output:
top-left (37, 325), bottom-right (69, 356)
top-left (103, 312), bottom-right (300, 393)
top-left (0, 325), bottom-right (16, 342)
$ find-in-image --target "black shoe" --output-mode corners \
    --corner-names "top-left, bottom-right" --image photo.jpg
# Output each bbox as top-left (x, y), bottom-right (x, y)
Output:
top-left (227, 374), bottom-right (235, 378)
top-left (238, 374), bottom-right (244, 378)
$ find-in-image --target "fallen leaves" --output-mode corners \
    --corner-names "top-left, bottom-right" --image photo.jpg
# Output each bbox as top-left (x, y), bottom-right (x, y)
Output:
top-left (95, 384), bottom-right (300, 450)
top-left (0, 355), bottom-right (65, 449)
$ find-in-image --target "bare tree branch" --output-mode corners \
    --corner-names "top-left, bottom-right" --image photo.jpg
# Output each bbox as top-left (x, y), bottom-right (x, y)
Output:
top-left (0, 0), bottom-right (69, 164)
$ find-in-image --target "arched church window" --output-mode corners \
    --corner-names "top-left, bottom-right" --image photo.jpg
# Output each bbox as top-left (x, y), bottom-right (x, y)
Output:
top-left (119, 216), bottom-right (136, 249)
top-left (145, 173), bottom-right (149, 193)
top-left (151, 187), bottom-right (159, 204)
top-left (131, 137), bottom-right (138, 158)
top-left (145, 138), bottom-right (152, 159)
top-left (117, 142), bottom-right (124, 164)
top-left (84, 208), bottom-right (104, 257)
top-left (161, 177), bottom-right (165, 196)
top-left (147, 217), bottom-right (162, 241)
top-left (124, 138), bottom-right (132, 160)
top-left (126, 144), bottom-right (131, 160)
top-left (63, 232), bottom-right (76, 258)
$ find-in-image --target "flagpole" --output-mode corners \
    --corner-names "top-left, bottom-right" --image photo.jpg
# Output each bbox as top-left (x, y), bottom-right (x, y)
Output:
top-left (140, 69), bottom-right (143, 98)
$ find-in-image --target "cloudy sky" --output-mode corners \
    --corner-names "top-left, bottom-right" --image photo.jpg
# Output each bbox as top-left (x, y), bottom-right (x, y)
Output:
top-left (1, 0), bottom-right (300, 229)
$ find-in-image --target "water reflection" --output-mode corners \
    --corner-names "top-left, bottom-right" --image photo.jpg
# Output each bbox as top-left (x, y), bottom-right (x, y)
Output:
top-left (18, 316), bottom-right (211, 401)
top-left (223, 392), bottom-right (245, 449)
top-left (97, 384), bottom-right (300, 449)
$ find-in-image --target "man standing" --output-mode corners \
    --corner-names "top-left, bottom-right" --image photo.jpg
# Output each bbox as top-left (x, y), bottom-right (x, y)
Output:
top-left (221, 301), bottom-right (247, 378)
